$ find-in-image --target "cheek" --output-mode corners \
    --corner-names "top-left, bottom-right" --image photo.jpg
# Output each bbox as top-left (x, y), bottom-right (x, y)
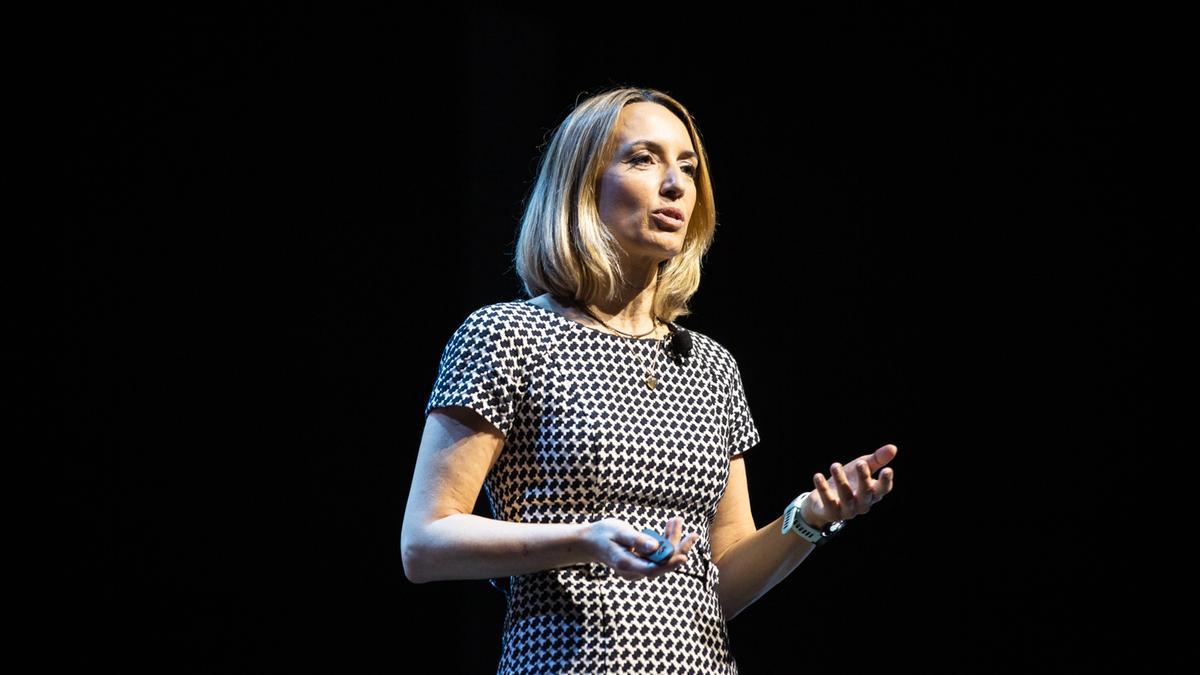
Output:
top-left (598, 177), bottom-right (649, 223)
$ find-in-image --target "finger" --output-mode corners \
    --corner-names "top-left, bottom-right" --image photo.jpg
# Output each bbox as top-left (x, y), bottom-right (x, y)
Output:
top-left (856, 459), bottom-right (874, 485)
top-left (656, 518), bottom-right (677, 558)
top-left (612, 557), bottom-right (651, 580)
top-left (669, 517), bottom-right (682, 546)
top-left (813, 473), bottom-right (838, 521)
top-left (621, 529), bottom-right (662, 556)
top-left (655, 518), bottom-right (672, 550)
top-left (864, 468), bottom-right (896, 512)
top-left (664, 530), bottom-right (690, 561)
top-left (863, 444), bottom-right (899, 473)
top-left (659, 535), bottom-right (696, 575)
top-left (651, 533), bottom-right (693, 577)
top-left (675, 533), bottom-right (698, 563)
top-left (832, 463), bottom-right (857, 513)
top-left (880, 467), bottom-right (895, 495)
top-left (856, 461), bottom-right (876, 514)
top-left (627, 525), bottom-right (684, 578)
top-left (615, 548), bottom-right (662, 578)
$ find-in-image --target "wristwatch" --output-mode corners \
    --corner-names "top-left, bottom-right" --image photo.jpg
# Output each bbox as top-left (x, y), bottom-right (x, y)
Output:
top-left (781, 492), bottom-right (845, 546)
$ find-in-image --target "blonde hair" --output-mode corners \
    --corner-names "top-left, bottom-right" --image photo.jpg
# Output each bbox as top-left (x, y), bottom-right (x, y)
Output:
top-left (513, 86), bottom-right (718, 324)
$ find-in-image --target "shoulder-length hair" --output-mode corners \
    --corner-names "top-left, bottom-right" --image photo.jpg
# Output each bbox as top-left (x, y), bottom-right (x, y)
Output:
top-left (514, 86), bottom-right (718, 324)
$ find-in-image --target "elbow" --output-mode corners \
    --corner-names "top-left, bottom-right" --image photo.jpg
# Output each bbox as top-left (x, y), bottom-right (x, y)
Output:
top-left (401, 512), bottom-right (458, 584)
top-left (402, 547), bottom-right (426, 584)
top-left (400, 528), bottom-right (429, 584)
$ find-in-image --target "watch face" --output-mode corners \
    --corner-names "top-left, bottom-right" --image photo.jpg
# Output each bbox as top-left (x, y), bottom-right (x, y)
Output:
top-left (824, 520), bottom-right (845, 535)
top-left (786, 505), bottom-right (800, 532)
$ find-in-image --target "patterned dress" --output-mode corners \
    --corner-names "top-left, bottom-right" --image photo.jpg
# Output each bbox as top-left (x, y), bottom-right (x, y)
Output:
top-left (424, 300), bottom-right (761, 674)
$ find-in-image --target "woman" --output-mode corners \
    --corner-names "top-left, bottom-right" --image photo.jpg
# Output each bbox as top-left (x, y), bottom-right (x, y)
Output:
top-left (402, 86), bottom-right (898, 674)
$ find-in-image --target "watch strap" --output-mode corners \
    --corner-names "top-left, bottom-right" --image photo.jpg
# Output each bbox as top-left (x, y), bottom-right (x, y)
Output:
top-left (782, 492), bottom-right (823, 543)
top-left (782, 491), bottom-right (845, 546)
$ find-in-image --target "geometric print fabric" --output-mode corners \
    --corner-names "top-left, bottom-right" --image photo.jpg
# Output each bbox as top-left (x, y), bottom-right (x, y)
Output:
top-left (425, 300), bottom-right (762, 673)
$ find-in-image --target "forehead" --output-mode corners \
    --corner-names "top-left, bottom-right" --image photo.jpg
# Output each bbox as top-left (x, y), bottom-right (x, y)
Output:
top-left (612, 102), bottom-right (694, 150)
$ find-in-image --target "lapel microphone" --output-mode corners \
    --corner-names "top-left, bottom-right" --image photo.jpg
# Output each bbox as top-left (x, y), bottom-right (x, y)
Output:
top-left (665, 322), bottom-right (693, 363)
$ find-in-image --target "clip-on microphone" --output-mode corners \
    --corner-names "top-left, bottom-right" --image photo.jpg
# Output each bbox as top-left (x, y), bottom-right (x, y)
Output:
top-left (665, 322), bottom-right (693, 365)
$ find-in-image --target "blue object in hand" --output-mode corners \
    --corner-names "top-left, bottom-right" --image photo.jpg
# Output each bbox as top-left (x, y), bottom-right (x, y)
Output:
top-left (640, 527), bottom-right (674, 564)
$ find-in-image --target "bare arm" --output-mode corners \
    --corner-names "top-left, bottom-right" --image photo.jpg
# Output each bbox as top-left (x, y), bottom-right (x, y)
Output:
top-left (710, 455), bottom-right (818, 621)
top-left (712, 447), bottom-right (899, 620)
top-left (401, 406), bottom-right (590, 584)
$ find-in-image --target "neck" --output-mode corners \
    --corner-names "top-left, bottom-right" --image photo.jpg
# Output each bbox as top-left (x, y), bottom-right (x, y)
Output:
top-left (574, 261), bottom-right (665, 335)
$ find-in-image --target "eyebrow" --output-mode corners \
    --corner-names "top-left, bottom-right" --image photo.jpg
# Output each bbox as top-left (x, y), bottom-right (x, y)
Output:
top-left (625, 139), bottom-right (698, 161)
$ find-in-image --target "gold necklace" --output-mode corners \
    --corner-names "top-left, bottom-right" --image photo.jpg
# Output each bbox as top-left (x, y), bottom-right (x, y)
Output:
top-left (572, 300), bottom-right (667, 389)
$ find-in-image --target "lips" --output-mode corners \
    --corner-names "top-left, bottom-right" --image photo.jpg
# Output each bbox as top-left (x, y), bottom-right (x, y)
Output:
top-left (653, 207), bottom-right (684, 221)
top-left (650, 211), bottom-right (685, 230)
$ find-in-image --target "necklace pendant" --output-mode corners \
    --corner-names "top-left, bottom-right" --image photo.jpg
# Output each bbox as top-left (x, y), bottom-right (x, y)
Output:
top-left (645, 375), bottom-right (658, 389)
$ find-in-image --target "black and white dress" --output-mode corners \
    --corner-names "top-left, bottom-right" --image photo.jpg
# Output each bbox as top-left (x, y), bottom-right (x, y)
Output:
top-left (424, 300), bottom-right (761, 674)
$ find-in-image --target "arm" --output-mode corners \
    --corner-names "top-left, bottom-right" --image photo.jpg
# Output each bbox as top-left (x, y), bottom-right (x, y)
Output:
top-left (711, 446), bottom-right (899, 620)
top-left (401, 407), bottom-right (589, 584)
top-left (710, 455), bottom-right (819, 621)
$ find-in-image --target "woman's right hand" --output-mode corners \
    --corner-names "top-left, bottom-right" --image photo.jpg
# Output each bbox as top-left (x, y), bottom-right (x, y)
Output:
top-left (581, 516), bottom-right (699, 581)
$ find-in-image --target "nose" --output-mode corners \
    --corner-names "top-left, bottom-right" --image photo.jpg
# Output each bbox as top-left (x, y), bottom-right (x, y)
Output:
top-left (661, 167), bottom-right (685, 200)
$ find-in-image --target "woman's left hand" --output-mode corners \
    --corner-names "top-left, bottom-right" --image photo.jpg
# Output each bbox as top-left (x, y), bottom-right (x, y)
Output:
top-left (802, 444), bottom-right (898, 528)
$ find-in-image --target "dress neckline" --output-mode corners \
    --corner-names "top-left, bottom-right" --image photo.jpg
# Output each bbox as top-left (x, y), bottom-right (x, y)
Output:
top-left (521, 300), bottom-right (671, 343)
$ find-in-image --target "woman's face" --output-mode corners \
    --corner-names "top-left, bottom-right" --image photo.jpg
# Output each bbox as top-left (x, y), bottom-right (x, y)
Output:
top-left (596, 102), bottom-right (698, 270)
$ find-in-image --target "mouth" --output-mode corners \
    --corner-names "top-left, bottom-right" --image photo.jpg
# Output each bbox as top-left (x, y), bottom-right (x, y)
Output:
top-left (650, 209), bottom-right (685, 230)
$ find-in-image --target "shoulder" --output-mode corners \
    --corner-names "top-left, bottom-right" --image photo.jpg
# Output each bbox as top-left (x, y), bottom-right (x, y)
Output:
top-left (672, 324), bottom-right (745, 384)
top-left (451, 299), bottom-right (546, 332)
top-left (676, 324), bottom-right (736, 364)
top-left (441, 300), bottom-right (552, 363)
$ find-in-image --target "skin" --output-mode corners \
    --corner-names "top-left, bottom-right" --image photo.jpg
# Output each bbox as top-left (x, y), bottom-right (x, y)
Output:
top-left (526, 291), bottom-right (700, 580)
top-left (406, 101), bottom-right (899, 588)
top-left (531, 103), bottom-right (900, 579)
top-left (804, 445), bottom-right (898, 527)
top-left (526, 101), bottom-right (704, 577)
top-left (403, 103), bottom-right (703, 583)
top-left (711, 444), bottom-right (897, 621)
top-left (551, 101), bottom-right (697, 337)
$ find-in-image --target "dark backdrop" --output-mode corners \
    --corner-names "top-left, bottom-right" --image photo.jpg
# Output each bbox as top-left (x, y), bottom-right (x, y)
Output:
top-left (65, 6), bottom-right (1176, 672)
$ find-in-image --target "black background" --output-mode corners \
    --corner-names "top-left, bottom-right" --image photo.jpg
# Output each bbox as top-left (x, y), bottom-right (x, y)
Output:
top-left (64, 5), bottom-right (1180, 672)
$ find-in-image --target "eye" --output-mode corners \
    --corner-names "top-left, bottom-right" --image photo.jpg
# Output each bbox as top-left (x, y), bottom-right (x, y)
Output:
top-left (630, 154), bottom-right (698, 178)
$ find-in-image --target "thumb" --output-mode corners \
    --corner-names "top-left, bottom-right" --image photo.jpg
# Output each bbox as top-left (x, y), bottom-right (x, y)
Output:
top-left (622, 530), bottom-right (659, 553)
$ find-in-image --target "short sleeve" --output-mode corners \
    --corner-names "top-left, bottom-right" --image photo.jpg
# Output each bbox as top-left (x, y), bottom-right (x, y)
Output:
top-left (726, 357), bottom-right (761, 458)
top-left (424, 308), bottom-right (527, 439)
